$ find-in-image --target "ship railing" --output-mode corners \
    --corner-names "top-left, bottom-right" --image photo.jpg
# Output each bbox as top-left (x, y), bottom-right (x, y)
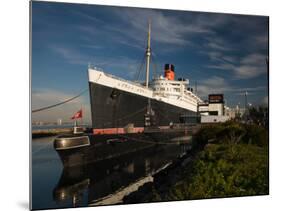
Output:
top-left (106, 72), bottom-right (154, 91)
top-left (88, 64), bottom-right (104, 72)
top-left (89, 64), bottom-right (153, 91)
top-left (183, 89), bottom-right (203, 103)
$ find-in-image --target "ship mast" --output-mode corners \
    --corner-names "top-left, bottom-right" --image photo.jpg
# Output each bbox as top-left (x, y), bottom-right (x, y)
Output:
top-left (145, 21), bottom-right (151, 88)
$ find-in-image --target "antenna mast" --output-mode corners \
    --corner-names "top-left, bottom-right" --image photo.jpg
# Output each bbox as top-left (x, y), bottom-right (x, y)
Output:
top-left (145, 21), bottom-right (151, 88)
top-left (244, 91), bottom-right (248, 110)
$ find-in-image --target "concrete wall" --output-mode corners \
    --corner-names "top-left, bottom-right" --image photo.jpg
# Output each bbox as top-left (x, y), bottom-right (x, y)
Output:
top-left (201, 115), bottom-right (230, 123)
top-left (208, 103), bottom-right (224, 116)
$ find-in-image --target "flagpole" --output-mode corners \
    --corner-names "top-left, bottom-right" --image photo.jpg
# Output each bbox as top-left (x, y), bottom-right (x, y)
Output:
top-left (71, 109), bottom-right (82, 133)
top-left (73, 119), bottom-right (77, 134)
top-left (81, 104), bottom-right (83, 128)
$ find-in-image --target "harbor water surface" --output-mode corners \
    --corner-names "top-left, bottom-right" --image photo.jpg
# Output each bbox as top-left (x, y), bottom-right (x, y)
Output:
top-left (32, 136), bottom-right (192, 210)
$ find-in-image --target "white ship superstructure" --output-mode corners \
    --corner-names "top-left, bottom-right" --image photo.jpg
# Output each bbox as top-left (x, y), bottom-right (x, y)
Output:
top-left (88, 67), bottom-right (202, 113)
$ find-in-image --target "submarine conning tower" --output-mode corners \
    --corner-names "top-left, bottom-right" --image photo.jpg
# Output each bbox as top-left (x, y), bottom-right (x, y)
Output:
top-left (164, 64), bottom-right (175, 81)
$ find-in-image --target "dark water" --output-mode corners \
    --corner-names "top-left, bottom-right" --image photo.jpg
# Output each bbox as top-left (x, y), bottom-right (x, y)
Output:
top-left (32, 136), bottom-right (192, 210)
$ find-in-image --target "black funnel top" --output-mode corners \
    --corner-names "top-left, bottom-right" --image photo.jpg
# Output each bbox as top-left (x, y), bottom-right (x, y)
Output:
top-left (164, 64), bottom-right (175, 72)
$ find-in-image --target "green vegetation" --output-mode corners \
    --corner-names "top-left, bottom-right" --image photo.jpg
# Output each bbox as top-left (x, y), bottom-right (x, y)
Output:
top-left (248, 106), bottom-right (269, 128)
top-left (165, 121), bottom-right (269, 200)
top-left (123, 121), bottom-right (269, 204)
top-left (128, 121), bottom-right (269, 203)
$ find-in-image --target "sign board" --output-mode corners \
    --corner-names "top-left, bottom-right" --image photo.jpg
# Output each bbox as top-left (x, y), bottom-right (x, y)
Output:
top-left (208, 94), bottom-right (224, 103)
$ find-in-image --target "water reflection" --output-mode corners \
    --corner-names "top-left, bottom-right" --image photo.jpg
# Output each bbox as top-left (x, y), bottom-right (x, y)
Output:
top-left (53, 143), bottom-right (192, 207)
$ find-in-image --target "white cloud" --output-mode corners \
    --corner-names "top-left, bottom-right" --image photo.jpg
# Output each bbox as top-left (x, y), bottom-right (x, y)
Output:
top-left (206, 52), bottom-right (267, 79)
top-left (110, 8), bottom-right (215, 46)
top-left (202, 76), bottom-right (227, 87)
top-left (197, 75), bottom-right (267, 99)
top-left (255, 34), bottom-right (268, 48)
top-left (240, 53), bottom-right (265, 65)
top-left (235, 66), bottom-right (264, 79)
top-left (206, 63), bottom-right (236, 70)
top-left (203, 50), bottom-right (237, 65)
top-left (50, 45), bottom-right (141, 79)
top-left (197, 76), bottom-right (230, 97)
top-left (223, 56), bottom-right (237, 63)
top-left (234, 53), bottom-right (267, 79)
top-left (70, 10), bottom-right (105, 24)
top-left (51, 45), bottom-right (89, 65)
top-left (234, 86), bottom-right (267, 94)
top-left (79, 44), bottom-right (104, 50)
top-left (207, 42), bottom-right (232, 52)
top-left (204, 33), bottom-right (235, 53)
top-left (202, 25), bottom-right (267, 80)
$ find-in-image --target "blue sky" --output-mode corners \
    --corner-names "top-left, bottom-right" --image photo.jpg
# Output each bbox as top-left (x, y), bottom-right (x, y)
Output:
top-left (31, 1), bottom-right (268, 123)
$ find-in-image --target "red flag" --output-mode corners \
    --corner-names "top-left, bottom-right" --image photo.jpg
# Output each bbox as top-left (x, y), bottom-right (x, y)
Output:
top-left (71, 109), bottom-right (83, 119)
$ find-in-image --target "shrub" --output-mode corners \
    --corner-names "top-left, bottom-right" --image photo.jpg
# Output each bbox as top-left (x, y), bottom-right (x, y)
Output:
top-left (166, 122), bottom-right (269, 200)
top-left (242, 124), bottom-right (268, 147)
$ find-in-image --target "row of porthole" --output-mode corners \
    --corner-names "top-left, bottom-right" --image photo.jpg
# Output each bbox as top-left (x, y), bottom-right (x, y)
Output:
top-left (117, 83), bottom-right (146, 94)
top-left (154, 87), bottom-right (181, 92)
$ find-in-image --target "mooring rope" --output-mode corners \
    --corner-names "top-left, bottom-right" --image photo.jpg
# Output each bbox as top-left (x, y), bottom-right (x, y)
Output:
top-left (118, 134), bottom-right (192, 145)
top-left (32, 89), bottom-right (88, 113)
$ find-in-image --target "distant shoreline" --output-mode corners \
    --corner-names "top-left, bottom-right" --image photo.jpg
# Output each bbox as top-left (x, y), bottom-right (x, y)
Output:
top-left (32, 124), bottom-right (91, 139)
top-left (32, 124), bottom-right (90, 131)
top-left (32, 127), bottom-right (73, 139)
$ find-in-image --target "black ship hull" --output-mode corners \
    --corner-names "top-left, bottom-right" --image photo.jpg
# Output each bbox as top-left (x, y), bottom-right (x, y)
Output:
top-left (89, 82), bottom-right (198, 131)
top-left (55, 128), bottom-right (195, 167)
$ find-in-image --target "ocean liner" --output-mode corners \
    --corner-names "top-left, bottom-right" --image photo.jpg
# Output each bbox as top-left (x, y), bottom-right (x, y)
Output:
top-left (54, 23), bottom-right (202, 167)
top-left (88, 23), bottom-right (202, 134)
